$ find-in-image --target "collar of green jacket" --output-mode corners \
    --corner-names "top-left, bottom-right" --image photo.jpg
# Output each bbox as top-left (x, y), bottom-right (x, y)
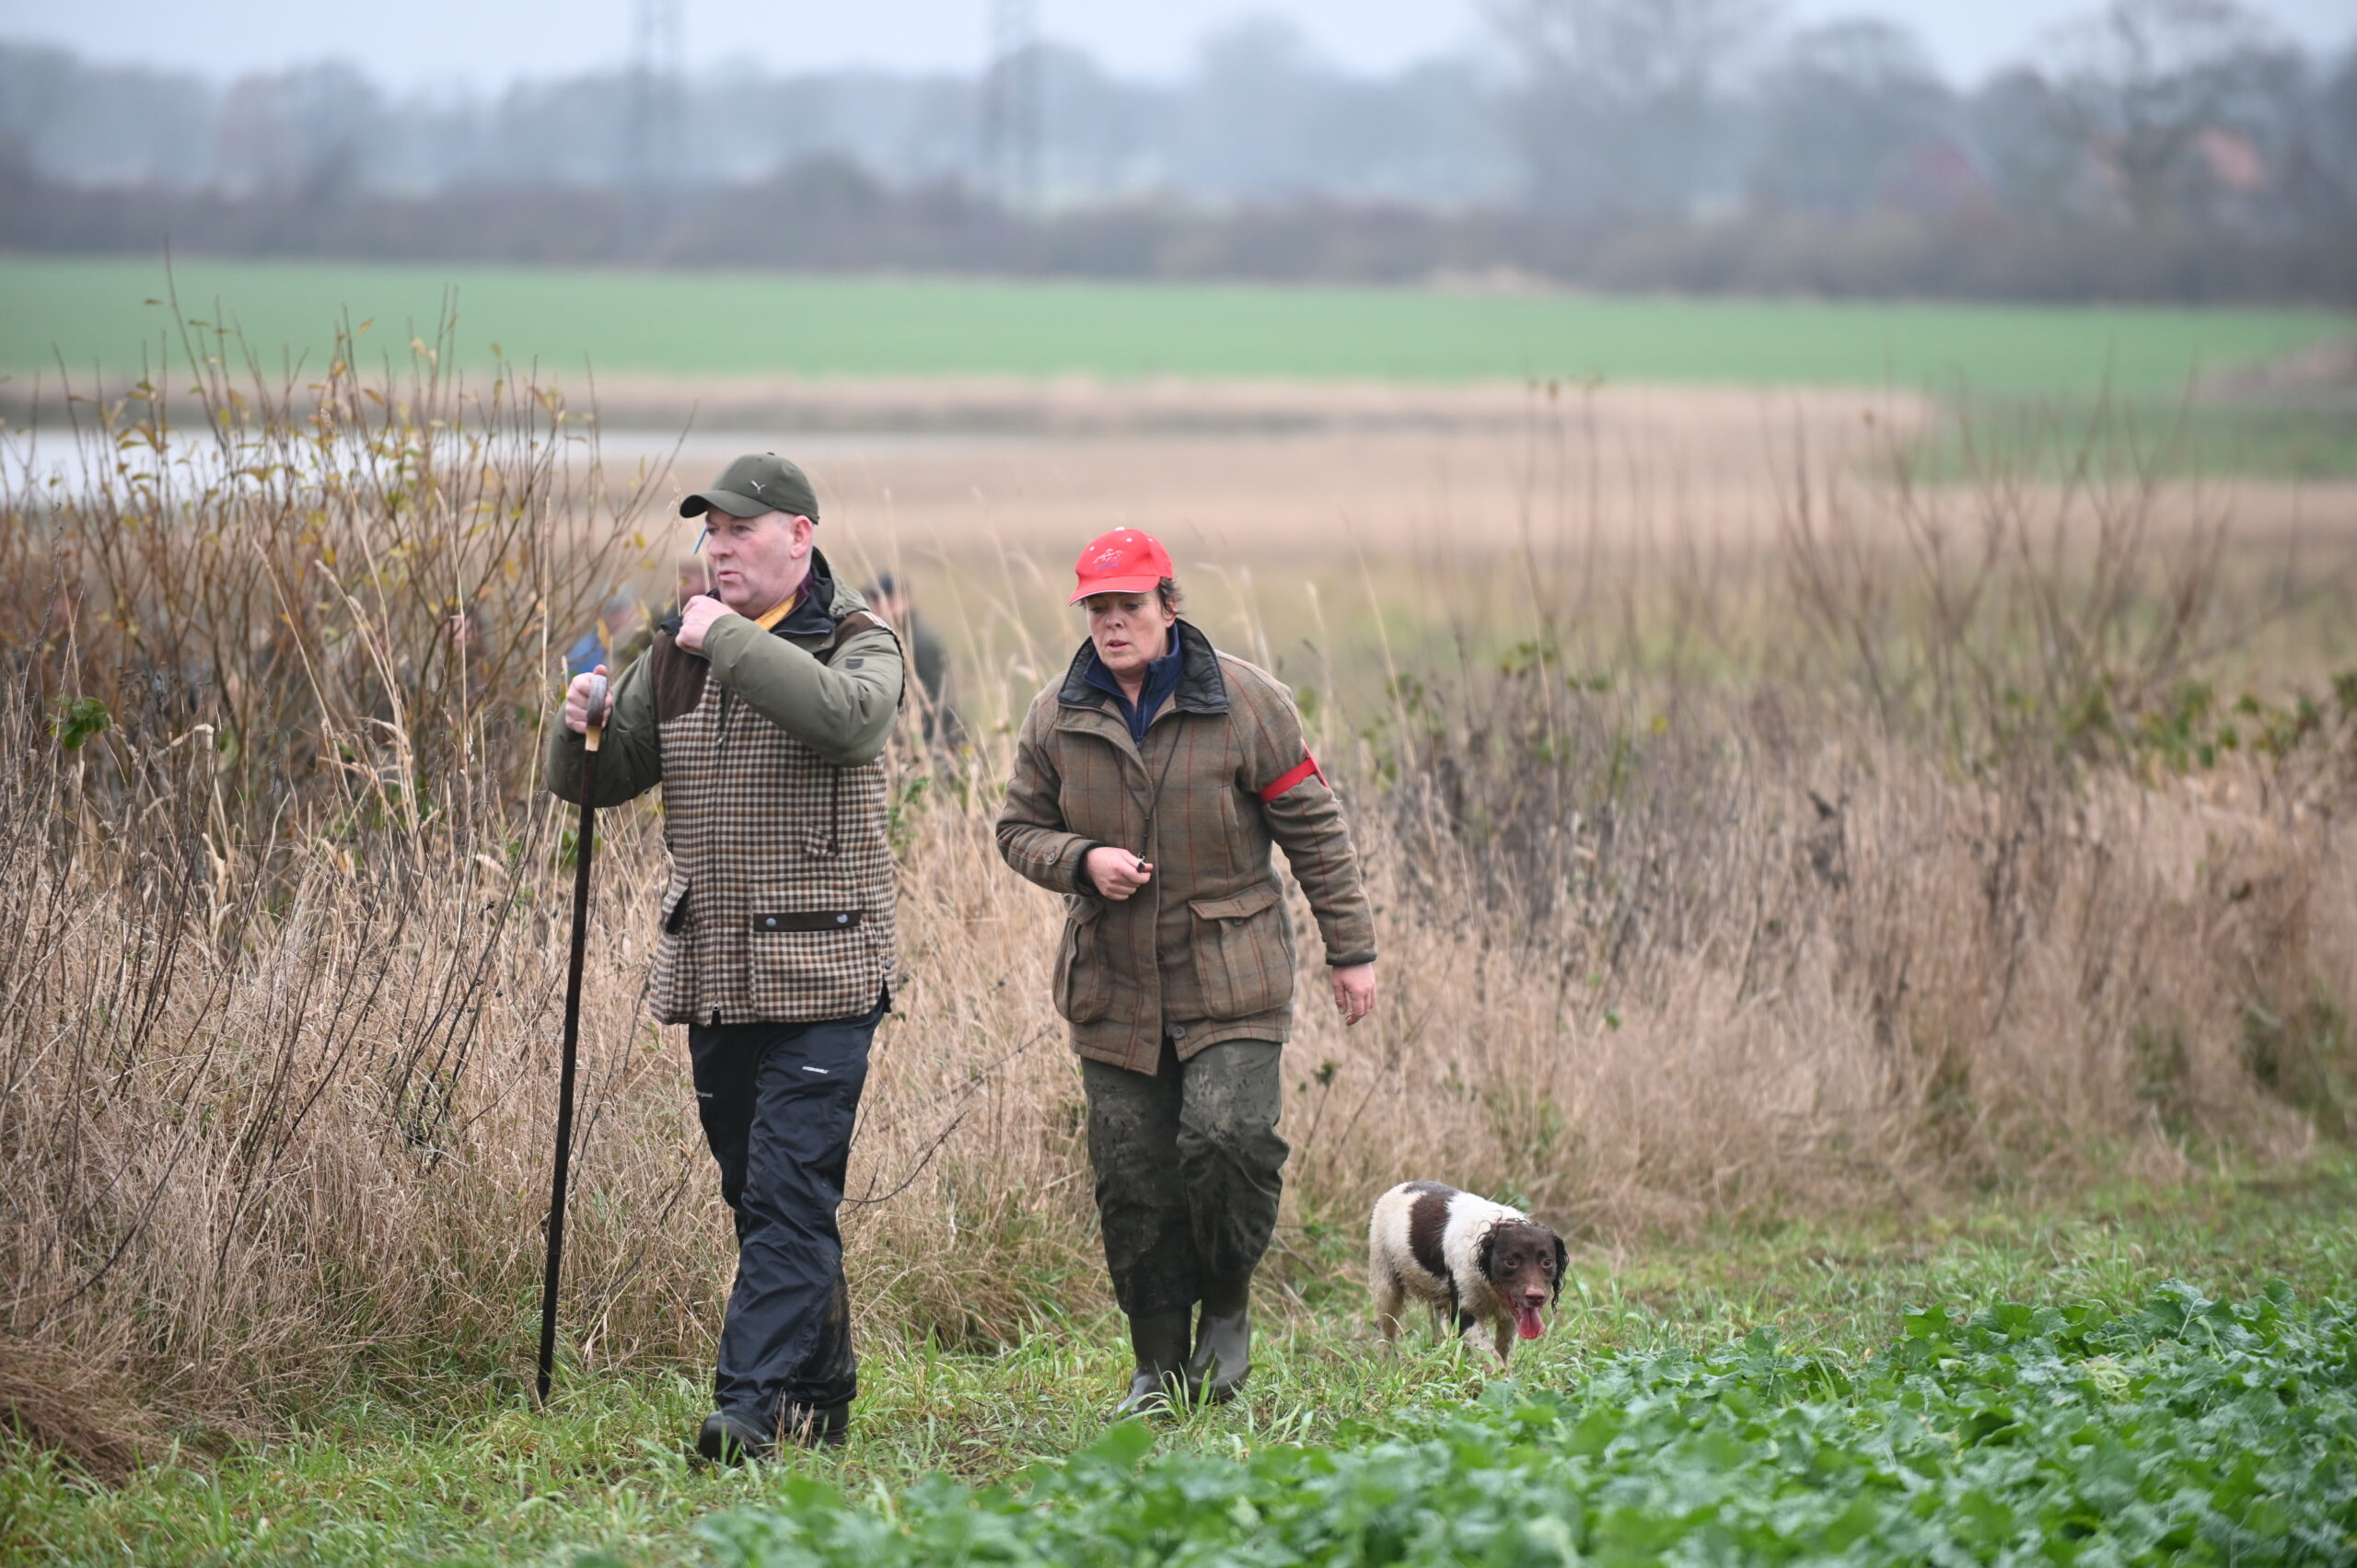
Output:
top-left (658, 547), bottom-right (863, 640)
top-left (1057, 618), bottom-right (1229, 718)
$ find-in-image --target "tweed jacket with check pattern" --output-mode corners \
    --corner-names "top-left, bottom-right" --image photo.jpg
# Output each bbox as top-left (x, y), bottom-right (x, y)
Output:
top-left (996, 620), bottom-right (1376, 1074)
top-left (640, 621), bottom-right (896, 1025)
top-left (544, 555), bottom-right (902, 1027)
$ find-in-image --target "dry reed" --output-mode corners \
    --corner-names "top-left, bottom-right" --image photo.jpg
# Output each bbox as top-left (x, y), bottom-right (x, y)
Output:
top-left (2, 324), bottom-right (2351, 1466)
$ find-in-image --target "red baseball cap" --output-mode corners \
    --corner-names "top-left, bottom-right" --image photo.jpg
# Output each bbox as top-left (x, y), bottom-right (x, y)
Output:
top-left (1068, 528), bottom-right (1175, 606)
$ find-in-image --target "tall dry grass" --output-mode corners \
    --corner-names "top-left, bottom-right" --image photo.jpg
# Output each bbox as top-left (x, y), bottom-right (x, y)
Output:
top-left (3, 330), bottom-right (2353, 1469)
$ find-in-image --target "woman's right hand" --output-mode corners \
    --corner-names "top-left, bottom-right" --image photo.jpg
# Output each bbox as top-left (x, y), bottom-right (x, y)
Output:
top-left (1086, 846), bottom-right (1154, 901)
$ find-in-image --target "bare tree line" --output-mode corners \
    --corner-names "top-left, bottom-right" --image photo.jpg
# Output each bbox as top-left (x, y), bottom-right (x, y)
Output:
top-left (2, 0), bottom-right (2353, 296)
top-left (6, 0), bottom-right (2351, 225)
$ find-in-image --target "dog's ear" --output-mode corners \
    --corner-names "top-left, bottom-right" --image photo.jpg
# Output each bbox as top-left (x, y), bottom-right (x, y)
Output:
top-left (1550, 1230), bottom-right (1568, 1305)
top-left (1475, 1220), bottom-right (1500, 1283)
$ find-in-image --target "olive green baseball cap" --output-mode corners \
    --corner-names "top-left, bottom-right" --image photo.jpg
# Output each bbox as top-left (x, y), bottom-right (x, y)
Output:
top-left (679, 452), bottom-right (819, 521)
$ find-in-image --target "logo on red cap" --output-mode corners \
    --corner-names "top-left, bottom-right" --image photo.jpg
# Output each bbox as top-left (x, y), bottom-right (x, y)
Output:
top-left (1069, 528), bottom-right (1176, 605)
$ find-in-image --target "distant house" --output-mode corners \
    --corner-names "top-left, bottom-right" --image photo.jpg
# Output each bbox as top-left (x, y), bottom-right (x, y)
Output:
top-left (1875, 134), bottom-right (1999, 222)
top-left (2195, 128), bottom-right (2267, 192)
top-left (2082, 123), bottom-right (2275, 229)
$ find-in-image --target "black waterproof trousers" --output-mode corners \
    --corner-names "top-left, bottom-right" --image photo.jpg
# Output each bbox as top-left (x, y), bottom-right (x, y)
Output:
top-left (1081, 1035), bottom-right (1288, 1318)
top-left (688, 998), bottom-right (881, 1433)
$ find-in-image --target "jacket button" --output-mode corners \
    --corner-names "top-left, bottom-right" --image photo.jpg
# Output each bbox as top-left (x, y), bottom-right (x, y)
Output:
top-left (762, 917), bottom-right (777, 930)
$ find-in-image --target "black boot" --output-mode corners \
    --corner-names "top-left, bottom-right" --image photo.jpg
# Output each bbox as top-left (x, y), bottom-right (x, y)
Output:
top-left (1116, 1311), bottom-right (1193, 1415)
top-left (696, 1410), bottom-right (774, 1466)
top-left (780, 1399), bottom-right (850, 1448)
top-left (1187, 1276), bottom-right (1253, 1404)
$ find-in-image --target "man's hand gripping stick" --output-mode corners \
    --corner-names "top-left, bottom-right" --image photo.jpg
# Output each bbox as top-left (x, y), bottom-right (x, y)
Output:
top-left (582, 671), bottom-right (609, 753)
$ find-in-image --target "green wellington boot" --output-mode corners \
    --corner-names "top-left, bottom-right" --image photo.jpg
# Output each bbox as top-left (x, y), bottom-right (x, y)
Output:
top-left (1187, 1276), bottom-right (1253, 1403)
top-left (1115, 1311), bottom-right (1194, 1415)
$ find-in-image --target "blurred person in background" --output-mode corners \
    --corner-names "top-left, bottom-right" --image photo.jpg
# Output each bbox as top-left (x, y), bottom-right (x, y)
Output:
top-left (546, 453), bottom-right (903, 1463)
top-left (564, 589), bottom-right (647, 679)
top-left (444, 596), bottom-right (486, 659)
top-left (864, 573), bottom-right (960, 748)
top-left (433, 590), bottom-right (497, 714)
top-left (995, 528), bottom-right (1377, 1414)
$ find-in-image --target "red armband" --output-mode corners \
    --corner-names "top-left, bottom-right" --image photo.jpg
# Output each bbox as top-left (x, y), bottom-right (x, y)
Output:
top-left (1257, 754), bottom-right (1325, 803)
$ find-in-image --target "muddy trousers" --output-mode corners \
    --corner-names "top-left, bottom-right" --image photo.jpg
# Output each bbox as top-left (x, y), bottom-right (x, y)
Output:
top-left (1082, 1036), bottom-right (1288, 1319)
top-left (688, 998), bottom-right (881, 1433)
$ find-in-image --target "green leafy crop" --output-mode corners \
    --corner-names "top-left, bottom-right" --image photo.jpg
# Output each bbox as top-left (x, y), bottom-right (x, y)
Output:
top-left (702, 1282), bottom-right (2357, 1568)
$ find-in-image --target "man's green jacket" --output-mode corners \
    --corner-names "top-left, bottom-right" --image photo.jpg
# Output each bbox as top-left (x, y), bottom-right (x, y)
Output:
top-left (544, 552), bottom-right (902, 803)
top-left (545, 551), bottom-right (905, 1026)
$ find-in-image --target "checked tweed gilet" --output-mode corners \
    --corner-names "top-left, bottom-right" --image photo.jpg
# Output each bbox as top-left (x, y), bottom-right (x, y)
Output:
top-left (645, 631), bottom-right (896, 1026)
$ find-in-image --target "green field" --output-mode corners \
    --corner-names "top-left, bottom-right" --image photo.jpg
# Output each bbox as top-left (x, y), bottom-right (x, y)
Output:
top-left (6, 1162), bottom-right (2353, 1567)
top-left (2, 257), bottom-right (2347, 393)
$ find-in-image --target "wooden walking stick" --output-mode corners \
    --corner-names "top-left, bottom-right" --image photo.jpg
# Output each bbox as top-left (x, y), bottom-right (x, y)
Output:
top-left (538, 669), bottom-right (606, 1405)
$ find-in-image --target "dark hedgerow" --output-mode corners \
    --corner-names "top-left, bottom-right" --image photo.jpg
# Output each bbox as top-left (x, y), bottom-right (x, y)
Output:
top-left (698, 1282), bottom-right (2357, 1568)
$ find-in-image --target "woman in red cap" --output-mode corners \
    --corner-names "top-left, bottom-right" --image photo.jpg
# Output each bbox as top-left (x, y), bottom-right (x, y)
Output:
top-left (996, 528), bottom-right (1378, 1412)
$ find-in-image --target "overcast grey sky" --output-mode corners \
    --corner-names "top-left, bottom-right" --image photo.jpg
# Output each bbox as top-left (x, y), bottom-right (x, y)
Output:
top-left (2, 0), bottom-right (2349, 88)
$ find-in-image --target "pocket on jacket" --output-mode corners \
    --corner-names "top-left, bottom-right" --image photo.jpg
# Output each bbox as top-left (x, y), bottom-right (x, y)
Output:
top-left (650, 876), bottom-right (695, 1016)
top-left (747, 906), bottom-right (879, 1021)
top-left (1189, 881), bottom-right (1294, 1021)
top-left (1054, 899), bottom-right (1113, 1025)
top-left (658, 877), bottom-right (693, 934)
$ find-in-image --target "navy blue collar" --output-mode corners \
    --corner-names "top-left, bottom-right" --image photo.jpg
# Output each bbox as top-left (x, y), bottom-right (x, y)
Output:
top-left (1082, 624), bottom-right (1186, 741)
top-left (1057, 618), bottom-right (1230, 722)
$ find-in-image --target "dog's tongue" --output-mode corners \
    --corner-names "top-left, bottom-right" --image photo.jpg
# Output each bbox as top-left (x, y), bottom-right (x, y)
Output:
top-left (1513, 1304), bottom-right (1545, 1340)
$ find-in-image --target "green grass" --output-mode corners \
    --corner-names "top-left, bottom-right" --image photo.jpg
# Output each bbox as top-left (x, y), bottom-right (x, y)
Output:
top-left (1, 257), bottom-right (2347, 393)
top-left (6, 1158), bottom-right (2353, 1567)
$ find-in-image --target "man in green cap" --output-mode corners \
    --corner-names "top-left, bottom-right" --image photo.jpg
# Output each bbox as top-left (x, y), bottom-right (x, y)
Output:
top-left (548, 452), bottom-right (903, 1461)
